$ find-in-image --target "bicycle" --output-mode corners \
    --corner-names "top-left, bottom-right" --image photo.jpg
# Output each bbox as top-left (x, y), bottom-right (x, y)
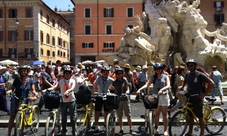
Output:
top-left (13, 94), bottom-right (40, 136)
top-left (43, 91), bottom-right (62, 136)
top-left (76, 94), bottom-right (95, 136)
top-left (141, 94), bottom-right (158, 136)
top-left (105, 93), bottom-right (119, 136)
top-left (168, 95), bottom-right (226, 136)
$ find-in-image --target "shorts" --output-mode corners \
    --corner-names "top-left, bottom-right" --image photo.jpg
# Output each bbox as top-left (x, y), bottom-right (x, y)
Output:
top-left (158, 94), bottom-right (169, 107)
top-left (188, 98), bottom-right (203, 118)
top-left (95, 96), bottom-right (109, 112)
top-left (117, 100), bottom-right (131, 117)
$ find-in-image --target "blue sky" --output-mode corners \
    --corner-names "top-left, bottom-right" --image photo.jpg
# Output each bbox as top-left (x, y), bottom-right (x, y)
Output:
top-left (42, 0), bottom-right (74, 11)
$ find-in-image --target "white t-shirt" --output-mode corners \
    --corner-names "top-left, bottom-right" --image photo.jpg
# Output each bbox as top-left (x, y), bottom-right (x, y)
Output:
top-left (59, 78), bottom-right (75, 102)
top-left (33, 72), bottom-right (41, 83)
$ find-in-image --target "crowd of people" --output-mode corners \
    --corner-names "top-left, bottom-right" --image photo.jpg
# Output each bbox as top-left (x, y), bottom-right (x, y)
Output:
top-left (0, 58), bottom-right (224, 136)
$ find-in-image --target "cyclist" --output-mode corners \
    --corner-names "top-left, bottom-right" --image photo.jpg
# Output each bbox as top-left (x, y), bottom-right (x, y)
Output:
top-left (43, 67), bottom-right (76, 136)
top-left (92, 66), bottom-right (114, 132)
top-left (112, 67), bottom-right (136, 135)
top-left (7, 65), bottom-right (38, 136)
top-left (136, 63), bottom-right (170, 136)
top-left (183, 59), bottom-right (214, 136)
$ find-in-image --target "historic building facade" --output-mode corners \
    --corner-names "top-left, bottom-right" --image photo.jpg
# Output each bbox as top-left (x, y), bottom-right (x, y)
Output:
top-left (0, 0), bottom-right (70, 65)
top-left (72, 0), bottom-right (144, 64)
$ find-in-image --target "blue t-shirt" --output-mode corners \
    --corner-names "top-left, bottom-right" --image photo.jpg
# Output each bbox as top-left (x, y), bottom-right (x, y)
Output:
top-left (95, 76), bottom-right (114, 94)
top-left (12, 77), bottom-right (34, 98)
top-left (151, 74), bottom-right (169, 94)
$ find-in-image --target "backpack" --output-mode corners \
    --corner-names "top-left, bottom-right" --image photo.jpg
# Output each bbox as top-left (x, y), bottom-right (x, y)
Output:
top-left (76, 84), bottom-right (91, 105)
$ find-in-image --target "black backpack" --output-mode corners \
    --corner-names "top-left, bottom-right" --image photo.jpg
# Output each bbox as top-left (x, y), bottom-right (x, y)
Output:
top-left (76, 84), bottom-right (91, 105)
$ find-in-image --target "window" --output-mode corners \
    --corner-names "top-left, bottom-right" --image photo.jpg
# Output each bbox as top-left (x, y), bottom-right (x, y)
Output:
top-left (40, 30), bottom-right (43, 42)
top-left (0, 48), bottom-right (2, 58)
top-left (104, 8), bottom-right (114, 17)
top-left (9, 48), bottom-right (16, 55)
top-left (127, 7), bottom-right (133, 17)
top-left (25, 48), bottom-right (33, 58)
top-left (40, 10), bottom-right (43, 19)
top-left (58, 37), bottom-right (62, 46)
top-left (40, 48), bottom-right (43, 55)
top-left (9, 9), bottom-right (17, 18)
top-left (0, 31), bottom-right (3, 41)
top-left (82, 42), bottom-right (93, 48)
top-left (128, 25), bottom-right (133, 28)
top-left (52, 19), bottom-right (55, 27)
top-left (52, 51), bottom-right (55, 57)
top-left (106, 25), bottom-right (112, 34)
top-left (214, 1), bottom-right (224, 12)
top-left (46, 34), bottom-right (50, 44)
top-left (24, 30), bottom-right (33, 41)
top-left (0, 9), bottom-right (2, 18)
top-left (85, 25), bottom-right (91, 35)
top-left (104, 42), bottom-right (115, 48)
top-left (52, 36), bottom-right (55, 46)
top-left (46, 15), bottom-right (49, 24)
top-left (25, 7), bottom-right (33, 18)
top-left (85, 8), bottom-right (91, 18)
top-left (47, 50), bottom-right (50, 56)
top-left (214, 14), bottom-right (224, 26)
top-left (8, 31), bottom-right (17, 41)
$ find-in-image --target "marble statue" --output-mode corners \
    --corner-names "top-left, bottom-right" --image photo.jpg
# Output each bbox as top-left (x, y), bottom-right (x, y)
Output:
top-left (104, 0), bottom-right (227, 75)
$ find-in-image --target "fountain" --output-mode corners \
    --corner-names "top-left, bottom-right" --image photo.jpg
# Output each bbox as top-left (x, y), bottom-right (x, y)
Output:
top-left (104, 0), bottom-right (227, 78)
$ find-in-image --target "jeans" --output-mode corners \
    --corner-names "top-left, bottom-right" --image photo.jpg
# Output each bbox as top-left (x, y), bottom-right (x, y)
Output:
top-left (61, 101), bottom-right (77, 132)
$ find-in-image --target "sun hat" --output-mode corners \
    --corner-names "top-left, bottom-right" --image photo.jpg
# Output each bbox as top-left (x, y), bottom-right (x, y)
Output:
top-left (124, 63), bottom-right (131, 69)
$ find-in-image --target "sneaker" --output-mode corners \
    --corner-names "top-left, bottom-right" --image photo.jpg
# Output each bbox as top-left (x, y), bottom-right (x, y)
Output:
top-left (119, 129), bottom-right (124, 135)
top-left (164, 131), bottom-right (168, 136)
top-left (130, 129), bottom-right (136, 135)
top-left (94, 126), bottom-right (100, 132)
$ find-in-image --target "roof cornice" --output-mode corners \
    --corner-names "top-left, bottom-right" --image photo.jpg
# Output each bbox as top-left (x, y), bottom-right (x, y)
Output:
top-left (73, 0), bottom-right (143, 4)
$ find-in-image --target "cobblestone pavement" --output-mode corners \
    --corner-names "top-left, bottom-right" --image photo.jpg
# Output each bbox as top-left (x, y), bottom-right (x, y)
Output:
top-left (0, 95), bottom-right (227, 136)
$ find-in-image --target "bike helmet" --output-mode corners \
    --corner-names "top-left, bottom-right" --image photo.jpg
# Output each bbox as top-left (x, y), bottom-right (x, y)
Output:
top-left (153, 62), bottom-right (163, 69)
top-left (63, 67), bottom-right (72, 74)
top-left (115, 67), bottom-right (123, 74)
top-left (101, 66), bottom-right (110, 73)
top-left (186, 59), bottom-right (197, 66)
top-left (18, 65), bottom-right (28, 72)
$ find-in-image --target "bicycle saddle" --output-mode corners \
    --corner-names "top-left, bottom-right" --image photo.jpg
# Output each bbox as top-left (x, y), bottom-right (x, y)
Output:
top-left (205, 97), bottom-right (216, 102)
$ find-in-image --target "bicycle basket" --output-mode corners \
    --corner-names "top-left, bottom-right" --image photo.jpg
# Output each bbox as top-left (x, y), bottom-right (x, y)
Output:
top-left (76, 85), bottom-right (91, 105)
top-left (106, 94), bottom-right (119, 110)
top-left (143, 95), bottom-right (158, 109)
top-left (43, 91), bottom-right (60, 109)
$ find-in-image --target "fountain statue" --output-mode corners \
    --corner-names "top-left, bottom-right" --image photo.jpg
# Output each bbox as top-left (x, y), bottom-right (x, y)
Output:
top-left (104, 0), bottom-right (227, 75)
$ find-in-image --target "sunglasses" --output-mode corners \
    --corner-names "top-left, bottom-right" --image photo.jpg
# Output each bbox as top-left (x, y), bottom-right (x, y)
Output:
top-left (154, 67), bottom-right (162, 70)
top-left (187, 64), bottom-right (195, 67)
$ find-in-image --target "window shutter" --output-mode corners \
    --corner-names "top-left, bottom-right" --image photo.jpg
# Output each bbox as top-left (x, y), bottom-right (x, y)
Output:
top-left (111, 8), bottom-right (114, 17)
top-left (31, 31), bottom-right (33, 40)
top-left (214, 14), bottom-right (217, 22)
top-left (221, 14), bottom-right (225, 22)
top-left (214, 2), bottom-right (216, 7)
top-left (113, 42), bottom-right (115, 48)
top-left (0, 31), bottom-right (3, 41)
top-left (104, 8), bottom-right (106, 17)
top-left (221, 1), bottom-right (224, 7)
top-left (24, 31), bottom-right (26, 40)
top-left (82, 42), bottom-right (85, 48)
top-left (8, 31), bottom-right (11, 41)
top-left (91, 43), bottom-right (94, 48)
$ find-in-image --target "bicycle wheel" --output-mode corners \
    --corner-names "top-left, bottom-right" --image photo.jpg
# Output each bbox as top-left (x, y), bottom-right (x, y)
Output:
top-left (106, 112), bottom-right (116, 136)
top-left (169, 110), bottom-right (188, 136)
top-left (76, 110), bottom-right (88, 135)
top-left (31, 106), bottom-right (40, 133)
top-left (205, 107), bottom-right (226, 135)
top-left (14, 113), bottom-right (23, 136)
top-left (45, 113), bottom-right (56, 136)
top-left (148, 111), bottom-right (154, 136)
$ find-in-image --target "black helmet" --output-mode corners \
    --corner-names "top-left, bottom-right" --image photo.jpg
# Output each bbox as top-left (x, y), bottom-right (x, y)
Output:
top-left (153, 62), bottom-right (163, 69)
top-left (18, 65), bottom-right (28, 72)
top-left (101, 66), bottom-right (110, 73)
top-left (63, 67), bottom-right (72, 74)
top-left (186, 59), bottom-right (197, 65)
top-left (115, 67), bottom-right (123, 74)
